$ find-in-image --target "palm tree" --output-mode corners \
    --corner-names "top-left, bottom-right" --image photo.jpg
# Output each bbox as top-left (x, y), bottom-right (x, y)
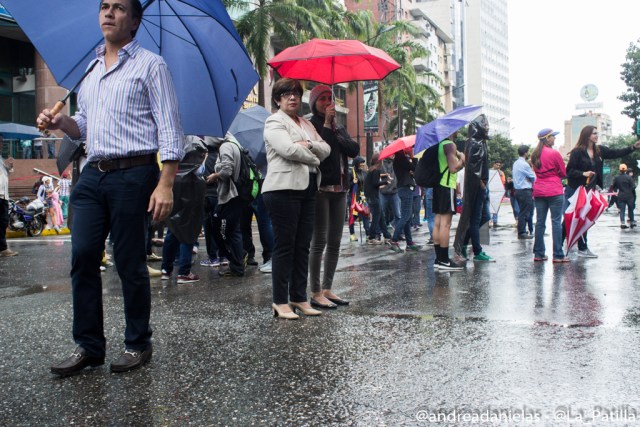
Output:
top-left (226, 0), bottom-right (372, 106)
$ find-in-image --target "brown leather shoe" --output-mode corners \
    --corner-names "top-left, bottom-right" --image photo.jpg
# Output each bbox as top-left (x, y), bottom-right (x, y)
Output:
top-left (110, 345), bottom-right (153, 373)
top-left (50, 346), bottom-right (105, 377)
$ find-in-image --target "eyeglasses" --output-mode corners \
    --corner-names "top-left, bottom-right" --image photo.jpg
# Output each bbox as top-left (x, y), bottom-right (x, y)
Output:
top-left (281, 91), bottom-right (302, 99)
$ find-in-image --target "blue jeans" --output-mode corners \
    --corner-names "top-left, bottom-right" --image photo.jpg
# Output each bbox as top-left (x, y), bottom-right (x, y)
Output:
top-left (618, 199), bottom-right (634, 224)
top-left (392, 186), bottom-right (414, 243)
top-left (465, 187), bottom-right (491, 255)
top-left (534, 195), bottom-right (564, 259)
top-left (161, 228), bottom-right (194, 276)
top-left (70, 163), bottom-right (158, 357)
top-left (424, 189), bottom-right (434, 236)
top-left (412, 194), bottom-right (422, 226)
top-left (515, 189), bottom-right (534, 236)
top-left (380, 192), bottom-right (400, 228)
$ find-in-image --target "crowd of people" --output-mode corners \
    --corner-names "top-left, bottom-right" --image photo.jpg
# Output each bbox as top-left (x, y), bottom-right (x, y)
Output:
top-left (5, 0), bottom-right (639, 378)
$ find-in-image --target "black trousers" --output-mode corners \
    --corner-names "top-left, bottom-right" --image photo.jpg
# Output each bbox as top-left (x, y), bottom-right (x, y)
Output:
top-left (0, 198), bottom-right (8, 252)
top-left (263, 176), bottom-right (317, 305)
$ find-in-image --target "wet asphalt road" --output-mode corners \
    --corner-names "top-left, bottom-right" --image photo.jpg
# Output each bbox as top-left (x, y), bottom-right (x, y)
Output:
top-left (2, 206), bottom-right (640, 426)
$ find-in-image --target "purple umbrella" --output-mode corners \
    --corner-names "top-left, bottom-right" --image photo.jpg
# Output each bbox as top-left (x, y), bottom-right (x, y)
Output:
top-left (414, 105), bottom-right (483, 153)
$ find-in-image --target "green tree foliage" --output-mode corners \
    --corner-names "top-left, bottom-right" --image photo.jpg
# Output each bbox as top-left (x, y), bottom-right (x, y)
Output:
top-left (618, 40), bottom-right (640, 134)
top-left (487, 134), bottom-right (518, 177)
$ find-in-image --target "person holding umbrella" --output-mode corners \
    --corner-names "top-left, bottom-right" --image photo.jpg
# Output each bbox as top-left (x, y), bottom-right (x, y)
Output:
top-left (564, 125), bottom-right (640, 257)
top-left (41, 0), bottom-right (184, 376)
top-left (262, 78), bottom-right (330, 320)
top-left (307, 84), bottom-right (360, 309)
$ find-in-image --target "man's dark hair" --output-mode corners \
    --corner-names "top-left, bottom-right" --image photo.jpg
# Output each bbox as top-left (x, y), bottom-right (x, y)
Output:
top-left (99, 0), bottom-right (144, 37)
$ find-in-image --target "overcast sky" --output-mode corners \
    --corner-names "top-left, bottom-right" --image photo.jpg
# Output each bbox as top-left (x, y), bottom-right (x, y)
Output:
top-left (508, 0), bottom-right (639, 148)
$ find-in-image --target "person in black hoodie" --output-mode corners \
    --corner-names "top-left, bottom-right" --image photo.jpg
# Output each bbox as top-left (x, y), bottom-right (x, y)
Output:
top-left (564, 125), bottom-right (640, 257)
top-left (388, 146), bottom-right (422, 253)
top-left (308, 85), bottom-right (360, 308)
top-left (613, 163), bottom-right (636, 228)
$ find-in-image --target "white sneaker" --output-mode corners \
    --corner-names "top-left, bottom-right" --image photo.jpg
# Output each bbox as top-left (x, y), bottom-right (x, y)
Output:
top-left (259, 259), bottom-right (272, 273)
top-left (577, 249), bottom-right (598, 258)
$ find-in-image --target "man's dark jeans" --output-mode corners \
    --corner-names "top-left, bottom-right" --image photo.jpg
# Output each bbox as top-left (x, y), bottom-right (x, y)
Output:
top-left (263, 179), bottom-right (316, 305)
top-left (203, 195), bottom-right (220, 260)
top-left (70, 164), bottom-right (158, 358)
top-left (515, 188), bottom-right (534, 236)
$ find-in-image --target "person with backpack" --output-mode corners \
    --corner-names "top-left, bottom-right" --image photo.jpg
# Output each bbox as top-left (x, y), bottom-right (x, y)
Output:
top-left (208, 133), bottom-right (249, 277)
top-left (262, 78), bottom-right (330, 320)
top-left (307, 84), bottom-right (360, 308)
top-left (432, 131), bottom-right (466, 270)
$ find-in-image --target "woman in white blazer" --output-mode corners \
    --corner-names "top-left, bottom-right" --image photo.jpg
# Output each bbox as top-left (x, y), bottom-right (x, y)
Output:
top-left (262, 78), bottom-right (330, 320)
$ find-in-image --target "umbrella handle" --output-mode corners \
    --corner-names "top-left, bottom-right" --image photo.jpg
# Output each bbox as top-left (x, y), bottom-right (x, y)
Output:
top-left (586, 176), bottom-right (591, 185)
top-left (37, 101), bottom-right (66, 135)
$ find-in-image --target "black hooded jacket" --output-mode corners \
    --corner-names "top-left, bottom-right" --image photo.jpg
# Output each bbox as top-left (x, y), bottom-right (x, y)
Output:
top-left (465, 115), bottom-right (490, 185)
top-left (309, 115), bottom-right (360, 187)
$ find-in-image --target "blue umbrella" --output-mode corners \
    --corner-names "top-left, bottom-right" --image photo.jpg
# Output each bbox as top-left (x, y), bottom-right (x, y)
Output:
top-left (414, 105), bottom-right (483, 153)
top-left (228, 106), bottom-right (271, 167)
top-left (1, 0), bottom-right (259, 137)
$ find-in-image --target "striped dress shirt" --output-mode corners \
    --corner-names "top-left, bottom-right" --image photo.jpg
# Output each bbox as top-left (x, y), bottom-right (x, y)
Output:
top-left (72, 40), bottom-right (184, 163)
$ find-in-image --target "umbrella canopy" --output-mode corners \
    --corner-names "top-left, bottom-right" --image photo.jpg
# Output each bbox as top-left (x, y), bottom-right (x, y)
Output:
top-left (378, 135), bottom-right (416, 160)
top-left (268, 39), bottom-right (400, 84)
top-left (564, 187), bottom-right (608, 250)
top-left (227, 106), bottom-right (271, 167)
top-left (414, 105), bottom-right (483, 153)
top-left (2, 0), bottom-right (258, 137)
top-left (0, 122), bottom-right (41, 140)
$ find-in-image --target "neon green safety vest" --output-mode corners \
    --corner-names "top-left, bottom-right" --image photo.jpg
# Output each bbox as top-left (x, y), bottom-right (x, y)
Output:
top-left (437, 140), bottom-right (457, 189)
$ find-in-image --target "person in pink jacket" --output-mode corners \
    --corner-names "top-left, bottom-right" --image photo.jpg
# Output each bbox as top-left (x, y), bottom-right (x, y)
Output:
top-left (530, 128), bottom-right (567, 262)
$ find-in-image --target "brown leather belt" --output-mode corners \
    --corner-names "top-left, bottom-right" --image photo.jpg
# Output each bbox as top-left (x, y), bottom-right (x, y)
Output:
top-left (90, 154), bottom-right (157, 172)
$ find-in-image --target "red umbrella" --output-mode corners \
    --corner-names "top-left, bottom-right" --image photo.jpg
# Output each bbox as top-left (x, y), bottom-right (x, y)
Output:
top-left (267, 39), bottom-right (401, 84)
top-left (378, 135), bottom-right (416, 160)
top-left (564, 187), bottom-right (608, 250)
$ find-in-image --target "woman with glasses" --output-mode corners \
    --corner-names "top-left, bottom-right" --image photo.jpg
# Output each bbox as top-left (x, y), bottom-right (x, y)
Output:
top-left (262, 78), bottom-right (331, 320)
top-left (564, 125), bottom-right (640, 258)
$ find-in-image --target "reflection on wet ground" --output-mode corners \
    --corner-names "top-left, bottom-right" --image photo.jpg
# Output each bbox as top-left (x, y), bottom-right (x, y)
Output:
top-left (2, 210), bottom-right (640, 425)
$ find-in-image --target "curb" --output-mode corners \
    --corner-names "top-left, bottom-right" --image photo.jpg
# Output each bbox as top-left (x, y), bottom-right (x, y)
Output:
top-left (7, 227), bottom-right (71, 239)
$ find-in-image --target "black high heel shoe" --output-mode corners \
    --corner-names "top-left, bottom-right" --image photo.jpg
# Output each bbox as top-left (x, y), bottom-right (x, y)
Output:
top-left (326, 296), bottom-right (350, 306)
top-left (310, 297), bottom-right (337, 309)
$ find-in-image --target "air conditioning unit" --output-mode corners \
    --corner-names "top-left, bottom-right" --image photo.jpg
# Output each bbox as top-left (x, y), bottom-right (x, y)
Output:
top-left (13, 74), bottom-right (35, 93)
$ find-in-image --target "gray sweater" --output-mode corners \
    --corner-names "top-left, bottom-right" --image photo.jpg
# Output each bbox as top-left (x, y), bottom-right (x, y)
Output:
top-left (215, 141), bottom-right (242, 205)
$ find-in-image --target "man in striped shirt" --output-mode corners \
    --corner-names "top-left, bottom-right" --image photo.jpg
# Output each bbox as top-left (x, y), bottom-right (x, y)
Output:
top-left (40, 0), bottom-right (184, 376)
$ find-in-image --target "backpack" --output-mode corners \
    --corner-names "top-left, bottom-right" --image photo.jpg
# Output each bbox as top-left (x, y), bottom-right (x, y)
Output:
top-left (229, 140), bottom-right (262, 202)
top-left (414, 143), bottom-right (449, 188)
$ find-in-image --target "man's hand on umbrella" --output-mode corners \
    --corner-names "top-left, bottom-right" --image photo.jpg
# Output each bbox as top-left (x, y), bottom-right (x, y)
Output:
top-left (37, 109), bottom-right (62, 131)
top-left (583, 171), bottom-right (596, 178)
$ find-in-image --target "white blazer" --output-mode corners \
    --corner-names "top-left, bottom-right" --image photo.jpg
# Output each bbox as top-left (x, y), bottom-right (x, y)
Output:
top-left (262, 109), bottom-right (330, 192)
